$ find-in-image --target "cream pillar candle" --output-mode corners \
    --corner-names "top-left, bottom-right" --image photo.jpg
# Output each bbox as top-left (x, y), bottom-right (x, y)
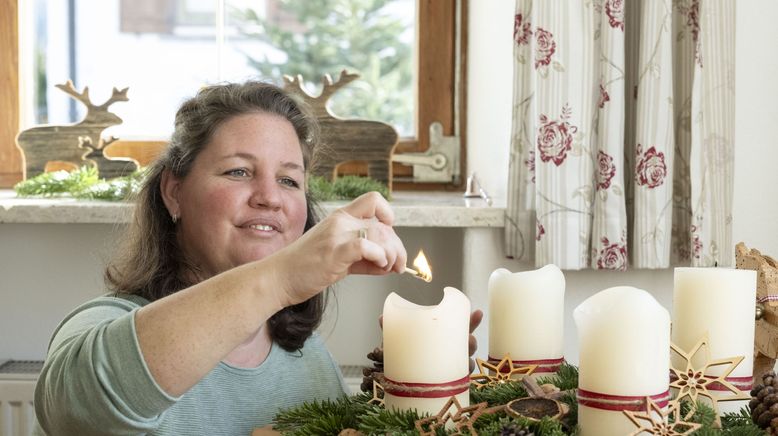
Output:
top-left (488, 264), bottom-right (565, 376)
top-left (672, 267), bottom-right (757, 414)
top-left (574, 286), bottom-right (671, 436)
top-left (382, 287), bottom-right (471, 416)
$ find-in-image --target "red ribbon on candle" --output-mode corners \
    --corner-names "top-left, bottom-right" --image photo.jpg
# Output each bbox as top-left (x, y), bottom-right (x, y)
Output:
top-left (709, 376), bottom-right (753, 391)
top-left (487, 356), bottom-right (564, 373)
top-left (379, 374), bottom-right (470, 399)
top-left (577, 388), bottom-right (671, 411)
top-left (669, 372), bottom-right (753, 392)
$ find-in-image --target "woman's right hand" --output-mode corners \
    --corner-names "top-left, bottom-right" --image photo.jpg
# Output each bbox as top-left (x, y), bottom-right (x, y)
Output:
top-left (271, 191), bottom-right (407, 307)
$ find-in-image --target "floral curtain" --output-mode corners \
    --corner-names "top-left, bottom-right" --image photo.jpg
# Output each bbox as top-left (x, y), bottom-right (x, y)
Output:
top-left (504, 0), bottom-right (736, 270)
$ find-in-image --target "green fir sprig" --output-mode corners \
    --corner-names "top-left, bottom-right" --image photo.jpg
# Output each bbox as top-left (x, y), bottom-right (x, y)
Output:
top-left (358, 406), bottom-right (431, 436)
top-left (14, 166), bottom-right (145, 201)
top-left (476, 415), bottom-right (568, 436)
top-left (685, 402), bottom-right (763, 436)
top-left (308, 175), bottom-right (389, 202)
top-left (273, 392), bottom-right (376, 436)
top-left (13, 166), bottom-right (99, 196)
top-left (538, 363), bottom-right (579, 391)
top-left (72, 169), bottom-right (146, 200)
top-left (469, 381), bottom-right (527, 407)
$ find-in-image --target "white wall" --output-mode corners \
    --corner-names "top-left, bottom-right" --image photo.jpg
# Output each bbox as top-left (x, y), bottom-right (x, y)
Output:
top-left (2, 1), bottom-right (778, 367)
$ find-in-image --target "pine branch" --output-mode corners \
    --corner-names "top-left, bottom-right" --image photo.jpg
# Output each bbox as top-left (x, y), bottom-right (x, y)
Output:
top-left (308, 175), bottom-right (389, 201)
top-left (721, 407), bottom-right (756, 428)
top-left (273, 396), bottom-right (373, 436)
top-left (14, 166), bottom-right (144, 201)
top-left (72, 170), bottom-right (146, 201)
top-left (14, 166), bottom-right (98, 197)
top-left (686, 401), bottom-right (719, 429)
top-left (357, 407), bottom-right (429, 436)
top-left (307, 175), bottom-right (337, 201)
top-left (720, 407), bottom-right (763, 435)
top-left (537, 363), bottom-right (579, 391)
top-left (470, 381), bottom-right (528, 407)
top-left (332, 175), bottom-right (389, 200)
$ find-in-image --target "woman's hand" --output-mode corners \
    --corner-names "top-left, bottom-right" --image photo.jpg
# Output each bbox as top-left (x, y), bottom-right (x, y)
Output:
top-left (467, 309), bottom-right (484, 372)
top-left (272, 191), bottom-right (407, 307)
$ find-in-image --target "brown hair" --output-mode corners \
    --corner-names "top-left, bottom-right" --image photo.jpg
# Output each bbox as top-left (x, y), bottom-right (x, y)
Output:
top-left (106, 81), bottom-right (326, 351)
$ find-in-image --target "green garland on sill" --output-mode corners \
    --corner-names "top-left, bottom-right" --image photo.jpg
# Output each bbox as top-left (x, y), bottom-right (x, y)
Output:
top-left (307, 175), bottom-right (389, 202)
top-left (13, 168), bottom-right (389, 202)
top-left (13, 166), bottom-right (145, 201)
top-left (272, 363), bottom-right (763, 435)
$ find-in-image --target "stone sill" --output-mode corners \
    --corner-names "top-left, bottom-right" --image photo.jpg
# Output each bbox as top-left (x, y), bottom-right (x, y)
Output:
top-left (0, 190), bottom-right (505, 228)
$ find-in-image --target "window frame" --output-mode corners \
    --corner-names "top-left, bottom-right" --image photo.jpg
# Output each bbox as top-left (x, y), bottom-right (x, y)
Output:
top-left (0, 0), bottom-right (467, 190)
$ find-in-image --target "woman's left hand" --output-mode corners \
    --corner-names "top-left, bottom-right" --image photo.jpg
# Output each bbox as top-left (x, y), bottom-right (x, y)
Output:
top-left (467, 309), bottom-right (483, 372)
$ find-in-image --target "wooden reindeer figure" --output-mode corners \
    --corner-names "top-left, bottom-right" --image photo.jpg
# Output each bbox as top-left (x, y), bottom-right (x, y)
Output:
top-left (736, 242), bottom-right (778, 379)
top-left (16, 80), bottom-right (134, 179)
top-left (78, 136), bottom-right (139, 179)
top-left (283, 70), bottom-right (398, 189)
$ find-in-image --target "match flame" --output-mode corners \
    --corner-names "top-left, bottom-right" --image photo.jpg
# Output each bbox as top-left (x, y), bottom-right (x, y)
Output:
top-left (413, 250), bottom-right (432, 282)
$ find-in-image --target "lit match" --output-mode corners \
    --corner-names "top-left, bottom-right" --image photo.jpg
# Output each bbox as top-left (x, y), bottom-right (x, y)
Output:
top-left (405, 250), bottom-right (432, 282)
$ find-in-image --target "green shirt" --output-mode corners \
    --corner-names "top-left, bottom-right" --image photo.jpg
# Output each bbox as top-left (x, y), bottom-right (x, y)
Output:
top-left (35, 295), bottom-right (347, 436)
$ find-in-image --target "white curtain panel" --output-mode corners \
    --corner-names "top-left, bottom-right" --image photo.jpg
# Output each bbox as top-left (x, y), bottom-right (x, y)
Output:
top-left (505, 0), bottom-right (735, 269)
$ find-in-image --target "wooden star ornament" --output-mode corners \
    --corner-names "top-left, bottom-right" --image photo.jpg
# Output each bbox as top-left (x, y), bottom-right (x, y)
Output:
top-left (670, 336), bottom-right (750, 427)
top-left (623, 397), bottom-right (702, 436)
top-left (368, 380), bottom-right (385, 407)
top-left (470, 355), bottom-right (537, 389)
top-left (414, 396), bottom-right (488, 436)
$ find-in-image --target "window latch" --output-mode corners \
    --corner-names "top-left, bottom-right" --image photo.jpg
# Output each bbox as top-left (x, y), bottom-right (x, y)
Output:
top-left (391, 122), bottom-right (460, 184)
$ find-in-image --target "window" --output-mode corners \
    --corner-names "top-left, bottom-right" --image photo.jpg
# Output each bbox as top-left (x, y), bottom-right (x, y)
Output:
top-left (1, 0), bottom-right (466, 189)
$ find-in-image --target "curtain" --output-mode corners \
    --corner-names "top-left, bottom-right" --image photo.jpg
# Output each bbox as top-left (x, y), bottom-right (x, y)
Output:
top-left (505, 0), bottom-right (736, 270)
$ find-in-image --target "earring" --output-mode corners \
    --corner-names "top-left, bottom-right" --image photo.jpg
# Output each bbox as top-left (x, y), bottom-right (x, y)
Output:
top-left (172, 213), bottom-right (179, 224)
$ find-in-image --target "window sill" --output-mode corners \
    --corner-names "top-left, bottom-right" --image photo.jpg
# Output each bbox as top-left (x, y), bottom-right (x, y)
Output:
top-left (0, 190), bottom-right (504, 228)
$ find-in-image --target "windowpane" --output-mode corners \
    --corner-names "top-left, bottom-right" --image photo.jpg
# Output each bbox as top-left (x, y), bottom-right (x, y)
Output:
top-left (24, 0), bottom-right (416, 140)
top-left (224, 0), bottom-right (416, 136)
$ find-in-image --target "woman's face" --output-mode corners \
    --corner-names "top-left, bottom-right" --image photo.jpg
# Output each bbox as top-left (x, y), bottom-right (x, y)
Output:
top-left (163, 112), bottom-right (308, 277)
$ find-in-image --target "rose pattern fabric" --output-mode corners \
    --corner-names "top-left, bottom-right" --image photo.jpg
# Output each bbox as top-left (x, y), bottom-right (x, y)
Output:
top-left (537, 105), bottom-right (578, 166)
top-left (677, 0), bottom-right (702, 66)
top-left (598, 84), bottom-right (610, 108)
top-left (595, 150), bottom-right (616, 191)
top-left (605, 0), bottom-right (625, 31)
top-left (635, 145), bottom-right (667, 188)
top-left (690, 225), bottom-right (703, 259)
top-left (596, 237), bottom-right (628, 270)
top-left (534, 28), bottom-right (556, 69)
top-left (687, 0), bottom-right (702, 66)
top-left (514, 14), bottom-right (532, 46)
top-left (525, 150), bottom-right (536, 183)
top-left (536, 220), bottom-right (545, 241)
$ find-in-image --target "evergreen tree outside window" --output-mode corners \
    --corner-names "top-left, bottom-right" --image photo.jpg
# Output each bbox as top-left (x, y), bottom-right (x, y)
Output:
top-left (228, 0), bottom-right (415, 136)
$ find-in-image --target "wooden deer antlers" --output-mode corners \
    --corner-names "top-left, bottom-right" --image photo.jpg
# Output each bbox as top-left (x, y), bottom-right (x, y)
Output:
top-left (283, 70), bottom-right (360, 112)
top-left (282, 69), bottom-right (398, 189)
top-left (16, 80), bottom-right (137, 180)
top-left (54, 80), bottom-right (129, 110)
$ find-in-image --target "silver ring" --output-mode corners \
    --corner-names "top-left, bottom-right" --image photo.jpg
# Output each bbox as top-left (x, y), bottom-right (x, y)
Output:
top-left (358, 228), bottom-right (368, 239)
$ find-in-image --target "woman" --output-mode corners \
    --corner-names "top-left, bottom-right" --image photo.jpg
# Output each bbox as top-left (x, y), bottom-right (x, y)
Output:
top-left (34, 82), bottom-right (412, 435)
